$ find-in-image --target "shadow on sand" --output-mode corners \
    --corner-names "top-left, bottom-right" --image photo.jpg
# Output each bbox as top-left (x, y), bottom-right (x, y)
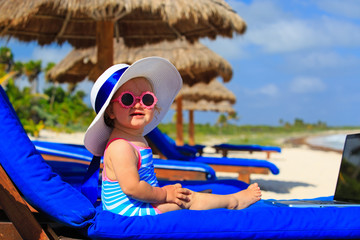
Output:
top-left (252, 179), bottom-right (315, 194)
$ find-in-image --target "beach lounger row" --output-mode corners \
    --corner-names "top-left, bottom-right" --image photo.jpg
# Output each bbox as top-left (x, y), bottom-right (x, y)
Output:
top-left (1, 86), bottom-right (360, 239)
top-left (146, 127), bottom-right (279, 183)
top-left (213, 143), bottom-right (282, 159)
top-left (160, 128), bottom-right (282, 159)
top-left (33, 140), bottom-right (217, 181)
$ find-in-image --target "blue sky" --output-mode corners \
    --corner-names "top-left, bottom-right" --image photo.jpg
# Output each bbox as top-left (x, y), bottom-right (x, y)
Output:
top-left (1, 0), bottom-right (360, 126)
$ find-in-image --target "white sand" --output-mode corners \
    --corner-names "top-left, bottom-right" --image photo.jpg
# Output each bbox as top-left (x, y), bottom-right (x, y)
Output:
top-left (30, 130), bottom-right (86, 144)
top-left (32, 129), bottom-right (343, 201)
top-left (200, 132), bottom-right (349, 200)
top-left (214, 147), bottom-right (342, 200)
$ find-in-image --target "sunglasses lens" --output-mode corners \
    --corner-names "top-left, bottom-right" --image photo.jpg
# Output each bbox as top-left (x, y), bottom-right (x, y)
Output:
top-left (121, 93), bottom-right (134, 106)
top-left (142, 93), bottom-right (155, 106)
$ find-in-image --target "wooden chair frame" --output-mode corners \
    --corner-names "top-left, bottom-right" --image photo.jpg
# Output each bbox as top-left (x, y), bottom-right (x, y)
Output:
top-left (150, 143), bottom-right (270, 183)
top-left (0, 164), bottom-right (86, 240)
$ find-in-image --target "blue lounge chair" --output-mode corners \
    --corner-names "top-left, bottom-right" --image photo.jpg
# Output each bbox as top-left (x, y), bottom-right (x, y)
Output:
top-left (162, 132), bottom-right (205, 156)
top-left (213, 143), bottom-right (282, 159)
top-left (2, 86), bottom-right (360, 239)
top-left (33, 140), bottom-right (216, 181)
top-left (146, 127), bottom-right (280, 183)
top-left (33, 140), bottom-right (251, 194)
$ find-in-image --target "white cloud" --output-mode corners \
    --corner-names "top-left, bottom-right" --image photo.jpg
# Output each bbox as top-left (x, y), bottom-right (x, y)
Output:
top-left (203, 1), bottom-right (360, 59)
top-left (228, 0), bottom-right (289, 26)
top-left (320, 16), bottom-right (360, 47)
top-left (242, 84), bottom-right (279, 97)
top-left (201, 37), bottom-right (247, 61)
top-left (246, 20), bottom-right (317, 53)
top-left (316, 0), bottom-right (360, 19)
top-left (288, 51), bottom-right (360, 70)
top-left (258, 84), bottom-right (279, 97)
top-left (227, 0), bottom-right (360, 53)
top-left (201, 0), bottom-right (288, 60)
top-left (289, 77), bottom-right (326, 93)
top-left (246, 17), bottom-right (360, 53)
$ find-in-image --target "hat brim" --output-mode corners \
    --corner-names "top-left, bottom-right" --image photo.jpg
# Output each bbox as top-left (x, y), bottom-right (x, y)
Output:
top-left (84, 57), bottom-right (183, 156)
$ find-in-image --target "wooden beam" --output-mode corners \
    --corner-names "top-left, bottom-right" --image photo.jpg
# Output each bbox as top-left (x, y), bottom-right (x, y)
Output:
top-left (94, 20), bottom-right (114, 79)
top-left (3, 30), bottom-right (96, 40)
top-left (0, 165), bottom-right (50, 240)
top-left (176, 96), bottom-right (184, 146)
top-left (32, 14), bottom-right (91, 22)
top-left (155, 168), bottom-right (207, 181)
top-left (0, 222), bottom-right (22, 240)
top-left (188, 110), bottom-right (195, 146)
top-left (209, 165), bottom-right (269, 184)
top-left (56, 11), bottom-right (71, 39)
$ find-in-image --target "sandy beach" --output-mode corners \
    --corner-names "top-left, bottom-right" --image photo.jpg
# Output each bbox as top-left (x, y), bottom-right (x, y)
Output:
top-left (31, 129), bottom-right (359, 201)
top-left (213, 146), bottom-right (342, 200)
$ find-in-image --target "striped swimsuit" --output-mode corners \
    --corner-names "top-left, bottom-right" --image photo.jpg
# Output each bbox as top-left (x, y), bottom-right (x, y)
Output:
top-left (101, 138), bottom-right (161, 216)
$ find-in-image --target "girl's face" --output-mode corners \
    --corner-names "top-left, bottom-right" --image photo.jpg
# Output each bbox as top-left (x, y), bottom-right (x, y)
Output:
top-left (107, 77), bottom-right (156, 133)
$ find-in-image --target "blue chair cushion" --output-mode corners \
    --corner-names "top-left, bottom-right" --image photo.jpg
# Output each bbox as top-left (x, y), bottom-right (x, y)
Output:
top-left (0, 87), bottom-right (95, 228)
top-left (88, 199), bottom-right (360, 239)
top-left (192, 156), bottom-right (280, 175)
top-left (214, 143), bottom-right (281, 152)
top-left (159, 179), bottom-right (249, 194)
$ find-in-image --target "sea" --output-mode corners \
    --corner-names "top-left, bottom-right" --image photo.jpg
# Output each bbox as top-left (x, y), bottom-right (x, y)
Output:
top-left (306, 134), bottom-right (347, 151)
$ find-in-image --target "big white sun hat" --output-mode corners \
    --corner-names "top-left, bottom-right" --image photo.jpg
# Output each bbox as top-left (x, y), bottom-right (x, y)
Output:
top-left (84, 56), bottom-right (183, 156)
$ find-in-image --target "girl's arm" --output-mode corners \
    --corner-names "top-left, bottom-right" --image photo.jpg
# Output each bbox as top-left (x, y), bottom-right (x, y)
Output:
top-left (107, 140), bottom-right (189, 205)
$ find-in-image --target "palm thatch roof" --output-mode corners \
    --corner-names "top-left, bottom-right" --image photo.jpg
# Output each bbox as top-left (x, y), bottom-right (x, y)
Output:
top-left (46, 39), bottom-right (233, 85)
top-left (0, 0), bottom-right (246, 48)
top-left (178, 79), bottom-right (236, 103)
top-left (172, 99), bottom-right (235, 114)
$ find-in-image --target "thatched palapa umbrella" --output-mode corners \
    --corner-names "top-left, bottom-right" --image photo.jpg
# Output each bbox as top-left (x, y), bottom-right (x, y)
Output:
top-left (179, 79), bottom-right (236, 103)
top-left (47, 39), bottom-right (234, 145)
top-left (172, 99), bottom-right (235, 145)
top-left (175, 79), bottom-right (236, 145)
top-left (46, 39), bottom-right (233, 85)
top-left (177, 99), bottom-right (235, 113)
top-left (0, 0), bottom-right (246, 78)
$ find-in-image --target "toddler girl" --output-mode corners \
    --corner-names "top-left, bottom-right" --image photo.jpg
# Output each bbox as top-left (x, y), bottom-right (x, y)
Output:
top-left (84, 57), bottom-right (261, 216)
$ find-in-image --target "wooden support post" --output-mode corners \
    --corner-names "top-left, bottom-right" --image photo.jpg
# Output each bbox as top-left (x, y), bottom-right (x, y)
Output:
top-left (94, 20), bottom-right (114, 79)
top-left (188, 110), bottom-right (195, 146)
top-left (176, 96), bottom-right (184, 146)
top-left (0, 165), bottom-right (50, 240)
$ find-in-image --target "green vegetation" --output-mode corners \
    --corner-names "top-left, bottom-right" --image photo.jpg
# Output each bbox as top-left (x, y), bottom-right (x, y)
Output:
top-left (4, 78), bottom-right (95, 136)
top-left (159, 120), bottom-right (359, 147)
top-left (1, 46), bottom-right (95, 137)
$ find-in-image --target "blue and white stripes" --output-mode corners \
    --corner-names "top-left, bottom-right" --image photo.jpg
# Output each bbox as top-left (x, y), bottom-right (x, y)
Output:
top-left (102, 148), bottom-right (160, 216)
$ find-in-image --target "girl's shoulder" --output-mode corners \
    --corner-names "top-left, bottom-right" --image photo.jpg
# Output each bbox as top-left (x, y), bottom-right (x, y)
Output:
top-left (106, 137), bottom-right (130, 149)
top-left (107, 137), bottom-right (149, 150)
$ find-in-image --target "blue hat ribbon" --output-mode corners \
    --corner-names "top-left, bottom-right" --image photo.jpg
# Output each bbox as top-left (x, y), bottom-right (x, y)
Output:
top-left (94, 67), bottom-right (128, 114)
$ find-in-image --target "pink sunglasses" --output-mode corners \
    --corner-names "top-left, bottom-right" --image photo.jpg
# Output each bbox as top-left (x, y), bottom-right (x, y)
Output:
top-left (111, 91), bottom-right (158, 109)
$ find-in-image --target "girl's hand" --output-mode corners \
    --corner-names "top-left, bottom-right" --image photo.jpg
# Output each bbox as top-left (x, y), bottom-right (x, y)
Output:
top-left (162, 183), bottom-right (191, 206)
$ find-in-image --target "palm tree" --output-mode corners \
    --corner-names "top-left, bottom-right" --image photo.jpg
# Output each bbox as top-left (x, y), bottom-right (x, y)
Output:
top-left (228, 112), bottom-right (240, 122)
top-left (44, 62), bottom-right (57, 109)
top-left (0, 61), bottom-right (23, 86)
top-left (0, 46), bottom-right (14, 72)
top-left (0, 47), bottom-right (15, 85)
top-left (216, 114), bottom-right (228, 134)
top-left (67, 82), bottom-right (77, 95)
top-left (23, 60), bottom-right (42, 94)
